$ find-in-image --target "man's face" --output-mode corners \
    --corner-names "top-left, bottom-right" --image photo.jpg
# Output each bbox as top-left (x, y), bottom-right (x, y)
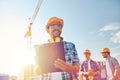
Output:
top-left (84, 53), bottom-right (90, 60)
top-left (101, 52), bottom-right (109, 58)
top-left (48, 24), bottom-right (62, 37)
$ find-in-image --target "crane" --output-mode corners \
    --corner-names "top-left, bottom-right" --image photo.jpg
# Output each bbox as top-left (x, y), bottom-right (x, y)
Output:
top-left (24, 0), bottom-right (43, 55)
top-left (24, 0), bottom-right (43, 38)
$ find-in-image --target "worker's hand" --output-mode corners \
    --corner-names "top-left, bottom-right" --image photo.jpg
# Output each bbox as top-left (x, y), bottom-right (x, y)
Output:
top-left (54, 58), bottom-right (79, 75)
top-left (88, 69), bottom-right (99, 76)
top-left (88, 69), bottom-right (95, 76)
top-left (113, 69), bottom-right (120, 80)
top-left (112, 76), bottom-right (117, 80)
top-left (78, 74), bottom-right (83, 80)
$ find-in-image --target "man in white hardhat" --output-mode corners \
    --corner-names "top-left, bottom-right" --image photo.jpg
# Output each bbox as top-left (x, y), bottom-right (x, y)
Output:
top-left (100, 48), bottom-right (120, 80)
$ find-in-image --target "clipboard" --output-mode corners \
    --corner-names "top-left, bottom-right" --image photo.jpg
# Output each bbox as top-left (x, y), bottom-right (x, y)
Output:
top-left (34, 42), bottom-right (65, 74)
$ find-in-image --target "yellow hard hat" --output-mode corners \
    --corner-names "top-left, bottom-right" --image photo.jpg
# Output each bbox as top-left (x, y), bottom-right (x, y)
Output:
top-left (83, 49), bottom-right (91, 54)
top-left (46, 17), bottom-right (64, 33)
top-left (101, 48), bottom-right (110, 53)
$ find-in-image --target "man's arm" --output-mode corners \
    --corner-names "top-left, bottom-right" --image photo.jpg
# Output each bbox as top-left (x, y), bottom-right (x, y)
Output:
top-left (112, 58), bottom-right (120, 80)
top-left (82, 61), bottom-right (100, 76)
top-left (54, 59), bottom-right (80, 75)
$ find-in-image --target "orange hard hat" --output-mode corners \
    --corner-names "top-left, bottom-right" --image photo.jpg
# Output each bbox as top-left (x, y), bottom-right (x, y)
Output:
top-left (46, 17), bottom-right (64, 33)
top-left (83, 49), bottom-right (91, 54)
top-left (101, 48), bottom-right (110, 53)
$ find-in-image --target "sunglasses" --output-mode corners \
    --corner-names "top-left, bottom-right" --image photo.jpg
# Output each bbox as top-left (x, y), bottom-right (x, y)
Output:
top-left (101, 52), bottom-right (109, 54)
top-left (49, 24), bottom-right (62, 29)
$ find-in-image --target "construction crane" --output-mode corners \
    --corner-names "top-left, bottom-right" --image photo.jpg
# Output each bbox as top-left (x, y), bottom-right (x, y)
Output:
top-left (24, 0), bottom-right (43, 55)
top-left (23, 1), bottom-right (43, 79)
top-left (24, 0), bottom-right (43, 38)
top-left (24, 0), bottom-right (43, 53)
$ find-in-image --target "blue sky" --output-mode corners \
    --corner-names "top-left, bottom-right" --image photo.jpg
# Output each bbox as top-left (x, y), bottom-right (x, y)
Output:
top-left (0, 0), bottom-right (120, 75)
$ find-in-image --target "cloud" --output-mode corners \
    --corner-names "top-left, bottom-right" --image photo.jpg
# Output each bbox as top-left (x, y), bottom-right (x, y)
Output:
top-left (99, 23), bottom-right (120, 43)
top-left (116, 55), bottom-right (120, 60)
top-left (110, 31), bottom-right (120, 43)
top-left (99, 23), bottom-right (120, 32)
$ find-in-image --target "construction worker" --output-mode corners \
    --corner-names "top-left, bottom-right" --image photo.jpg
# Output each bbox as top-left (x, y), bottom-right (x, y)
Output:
top-left (100, 48), bottom-right (120, 80)
top-left (79, 49), bottom-right (100, 80)
top-left (35, 17), bottom-right (80, 80)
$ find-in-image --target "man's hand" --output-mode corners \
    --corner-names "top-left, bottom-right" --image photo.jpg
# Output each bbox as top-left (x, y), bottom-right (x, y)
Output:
top-left (88, 70), bottom-right (95, 76)
top-left (82, 69), bottom-right (99, 76)
top-left (88, 69), bottom-right (100, 76)
top-left (112, 69), bottom-right (120, 80)
top-left (112, 76), bottom-right (117, 80)
top-left (54, 58), bottom-right (80, 75)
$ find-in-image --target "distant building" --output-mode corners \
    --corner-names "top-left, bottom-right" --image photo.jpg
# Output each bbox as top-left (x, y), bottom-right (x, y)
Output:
top-left (18, 64), bottom-right (34, 80)
top-left (9, 75), bottom-right (17, 80)
top-left (0, 74), bottom-right (9, 80)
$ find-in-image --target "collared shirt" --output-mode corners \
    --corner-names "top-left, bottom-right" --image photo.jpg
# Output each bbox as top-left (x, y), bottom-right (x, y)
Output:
top-left (105, 56), bottom-right (120, 80)
top-left (38, 41), bottom-right (80, 80)
top-left (80, 60), bottom-right (99, 80)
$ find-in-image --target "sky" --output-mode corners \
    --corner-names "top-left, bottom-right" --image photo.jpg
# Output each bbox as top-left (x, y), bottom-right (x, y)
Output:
top-left (0, 0), bottom-right (120, 75)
